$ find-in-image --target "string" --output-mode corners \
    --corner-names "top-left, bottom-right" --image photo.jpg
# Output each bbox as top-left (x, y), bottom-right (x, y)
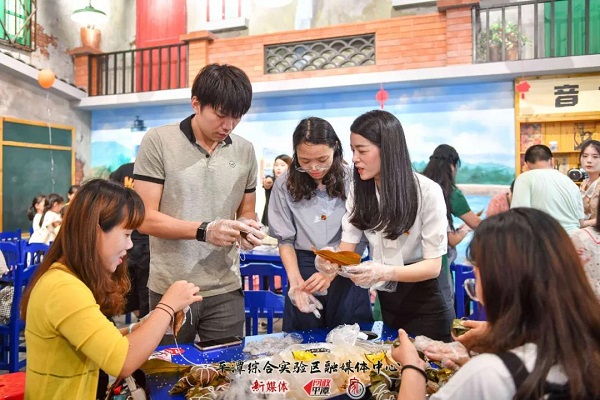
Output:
top-left (169, 228), bottom-right (258, 366)
top-left (45, 91), bottom-right (56, 192)
top-left (170, 308), bottom-right (205, 367)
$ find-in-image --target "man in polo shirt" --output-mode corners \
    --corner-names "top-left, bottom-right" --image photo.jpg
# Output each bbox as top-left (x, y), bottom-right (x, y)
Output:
top-left (134, 64), bottom-right (264, 343)
top-left (511, 144), bottom-right (584, 234)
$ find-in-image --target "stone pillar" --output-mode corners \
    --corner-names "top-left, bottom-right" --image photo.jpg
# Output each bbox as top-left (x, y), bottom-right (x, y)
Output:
top-left (438, 0), bottom-right (480, 65)
top-left (68, 46), bottom-right (103, 95)
top-left (180, 30), bottom-right (218, 86)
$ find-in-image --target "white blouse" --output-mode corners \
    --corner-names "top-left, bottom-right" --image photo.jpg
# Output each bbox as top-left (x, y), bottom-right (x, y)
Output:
top-left (341, 173), bottom-right (447, 265)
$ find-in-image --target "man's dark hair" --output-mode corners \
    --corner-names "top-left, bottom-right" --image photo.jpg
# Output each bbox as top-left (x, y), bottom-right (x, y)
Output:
top-left (191, 63), bottom-right (252, 119)
top-left (524, 144), bottom-right (552, 163)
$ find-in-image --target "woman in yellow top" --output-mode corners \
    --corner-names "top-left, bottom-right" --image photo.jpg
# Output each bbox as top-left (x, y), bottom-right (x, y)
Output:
top-left (21, 179), bottom-right (203, 399)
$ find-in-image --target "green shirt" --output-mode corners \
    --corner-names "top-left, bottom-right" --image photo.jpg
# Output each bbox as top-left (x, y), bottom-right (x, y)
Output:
top-left (450, 186), bottom-right (471, 218)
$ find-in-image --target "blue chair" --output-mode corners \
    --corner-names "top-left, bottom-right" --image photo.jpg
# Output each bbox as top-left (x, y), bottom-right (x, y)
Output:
top-left (0, 229), bottom-right (22, 261)
top-left (240, 262), bottom-right (288, 293)
top-left (0, 229), bottom-right (21, 244)
top-left (0, 262), bottom-right (38, 372)
top-left (20, 243), bottom-right (50, 267)
top-left (0, 242), bottom-right (21, 273)
top-left (451, 262), bottom-right (472, 319)
top-left (243, 290), bottom-right (285, 336)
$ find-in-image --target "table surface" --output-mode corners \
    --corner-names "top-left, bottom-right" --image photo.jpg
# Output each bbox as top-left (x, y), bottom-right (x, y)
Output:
top-left (147, 321), bottom-right (397, 399)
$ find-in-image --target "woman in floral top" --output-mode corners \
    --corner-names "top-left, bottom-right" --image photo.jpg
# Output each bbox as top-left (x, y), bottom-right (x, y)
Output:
top-left (579, 139), bottom-right (600, 227)
top-left (571, 199), bottom-right (600, 298)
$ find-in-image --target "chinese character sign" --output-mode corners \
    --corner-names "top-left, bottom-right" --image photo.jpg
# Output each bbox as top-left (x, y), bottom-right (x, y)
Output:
top-left (518, 75), bottom-right (600, 116)
top-left (554, 84), bottom-right (579, 107)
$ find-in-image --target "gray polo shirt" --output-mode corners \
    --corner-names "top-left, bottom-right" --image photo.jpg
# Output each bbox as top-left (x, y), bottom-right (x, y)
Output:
top-left (134, 114), bottom-right (258, 296)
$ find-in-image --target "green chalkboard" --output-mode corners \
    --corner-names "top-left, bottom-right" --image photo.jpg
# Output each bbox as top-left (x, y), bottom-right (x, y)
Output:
top-left (3, 121), bottom-right (72, 146)
top-left (1, 119), bottom-right (73, 233)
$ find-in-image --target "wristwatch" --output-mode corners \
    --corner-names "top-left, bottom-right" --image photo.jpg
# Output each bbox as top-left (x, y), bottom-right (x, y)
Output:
top-left (196, 222), bottom-right (209, 242)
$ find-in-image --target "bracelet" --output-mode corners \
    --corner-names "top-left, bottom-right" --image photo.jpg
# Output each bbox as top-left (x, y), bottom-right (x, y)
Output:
top-left (154, 305), bottom-right (174, 322)
top-left (401, 364), bottom-right (428, 382)
top-left (157, 302), bottom-right (176, 315)
top-left (127, 323), bottom-right (136, 334)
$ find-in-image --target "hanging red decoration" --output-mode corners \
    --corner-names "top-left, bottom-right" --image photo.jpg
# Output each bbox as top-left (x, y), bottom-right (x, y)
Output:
top-left (516, 80), bottom-right (530, 100)
top-left (375, 84), bottom-right (389, 109)
top-left (37, 69), bottom-right (55, 89)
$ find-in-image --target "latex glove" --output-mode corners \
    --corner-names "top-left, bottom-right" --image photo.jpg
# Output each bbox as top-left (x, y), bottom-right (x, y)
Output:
top-left (206, 219), bottom-right (254, 247)
top-left (300, 272), bottom-right (333, 295)
top-left (415, 335), bottom-right (469, 370)
top-left (288, 286), bottom-right (323, 317)
top-left (237, 217), bottom-right (266, 250)
top-left (391, 329), bottom-right (426, 370)
top-left (340, 260), bottom-right (396, 291)
top-left (314, 246), bottom-right (340, 277)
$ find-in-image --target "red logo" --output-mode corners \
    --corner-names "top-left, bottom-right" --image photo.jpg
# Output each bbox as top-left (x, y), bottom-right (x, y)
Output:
top-left (303, 378), bottom-right (332, 397)
top-left (346, 377), bottom-right (366, 399)
top-left (162, 347), bottom-right (184, 355)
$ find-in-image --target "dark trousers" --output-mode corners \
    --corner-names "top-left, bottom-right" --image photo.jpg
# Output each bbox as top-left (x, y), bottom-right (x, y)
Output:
top-left (125, 242), bottom-right (150, 318)
top-left (283, 250), bottom-right (373, 332)
top-left (150, 288), bottom-right (244, 344)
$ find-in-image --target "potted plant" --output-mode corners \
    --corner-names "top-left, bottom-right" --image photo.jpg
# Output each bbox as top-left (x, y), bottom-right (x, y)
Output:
top-left (477, 21), bottom-right (528, 62)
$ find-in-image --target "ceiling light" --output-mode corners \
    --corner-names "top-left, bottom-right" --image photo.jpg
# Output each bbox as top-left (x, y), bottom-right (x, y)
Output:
top-left (71, 1), bottom-right (108, 27)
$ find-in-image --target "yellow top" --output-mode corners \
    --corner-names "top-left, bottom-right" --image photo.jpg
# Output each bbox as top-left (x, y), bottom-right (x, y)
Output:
top-left (25, 262), bottom-right (129, 399)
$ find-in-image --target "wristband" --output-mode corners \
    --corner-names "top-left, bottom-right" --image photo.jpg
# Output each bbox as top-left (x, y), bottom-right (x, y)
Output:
top-left (157, 302), bottom-right (176, 315)
top-left (127, 323), bottom-right (136, 334)
top-left (154, 305), bottom-right (174, 321)
top-left (400, 364), bottom-right (428, 382)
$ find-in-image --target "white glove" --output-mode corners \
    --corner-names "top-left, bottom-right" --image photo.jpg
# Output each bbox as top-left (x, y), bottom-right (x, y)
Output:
top-left (237, 217), bottom-right (266, 249)
top-left (414, 335), bottom-right (469, 370)
top-left (340, 260), bottom-right (397, 292)
top-left (205, 219), bottom-right (264, 248)
top-left (314, 246), bottom-right (340, 277)
top-left (288, 286), bottom-right (323, 317)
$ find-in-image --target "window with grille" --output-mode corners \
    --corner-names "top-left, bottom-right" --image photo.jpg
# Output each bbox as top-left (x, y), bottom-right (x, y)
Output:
top-left (0, 0), bottom-right (34, 49)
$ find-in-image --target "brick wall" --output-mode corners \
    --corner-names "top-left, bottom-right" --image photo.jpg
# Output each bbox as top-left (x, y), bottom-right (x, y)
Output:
top-left (184, 13), bottom-right (456, 83)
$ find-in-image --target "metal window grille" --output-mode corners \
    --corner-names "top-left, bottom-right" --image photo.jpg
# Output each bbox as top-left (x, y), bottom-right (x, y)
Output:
top-left (265, 34), bottom-right (375, 74)
top-left (0, 0), bottom-right (35, 50)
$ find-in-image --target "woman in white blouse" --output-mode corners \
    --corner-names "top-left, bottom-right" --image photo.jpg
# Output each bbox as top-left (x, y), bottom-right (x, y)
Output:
top-left (319, 110), bottom-right (453, 341)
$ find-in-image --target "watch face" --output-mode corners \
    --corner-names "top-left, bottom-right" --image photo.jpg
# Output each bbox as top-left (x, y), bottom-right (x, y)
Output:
top-left (197, 223), bottom-right (208, 241)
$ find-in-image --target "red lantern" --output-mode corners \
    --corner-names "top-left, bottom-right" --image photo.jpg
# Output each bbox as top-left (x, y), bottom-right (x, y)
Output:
top-left (38, 69), bottom-right (55, 89)
top-left (376, 84), bottom-right (389, 109)
top-left (516, 80), bottom-right (530, 100)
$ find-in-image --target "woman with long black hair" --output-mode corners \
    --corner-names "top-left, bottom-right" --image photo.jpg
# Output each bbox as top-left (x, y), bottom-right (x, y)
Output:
top-left (320, 110), bottom-right (453, 341)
